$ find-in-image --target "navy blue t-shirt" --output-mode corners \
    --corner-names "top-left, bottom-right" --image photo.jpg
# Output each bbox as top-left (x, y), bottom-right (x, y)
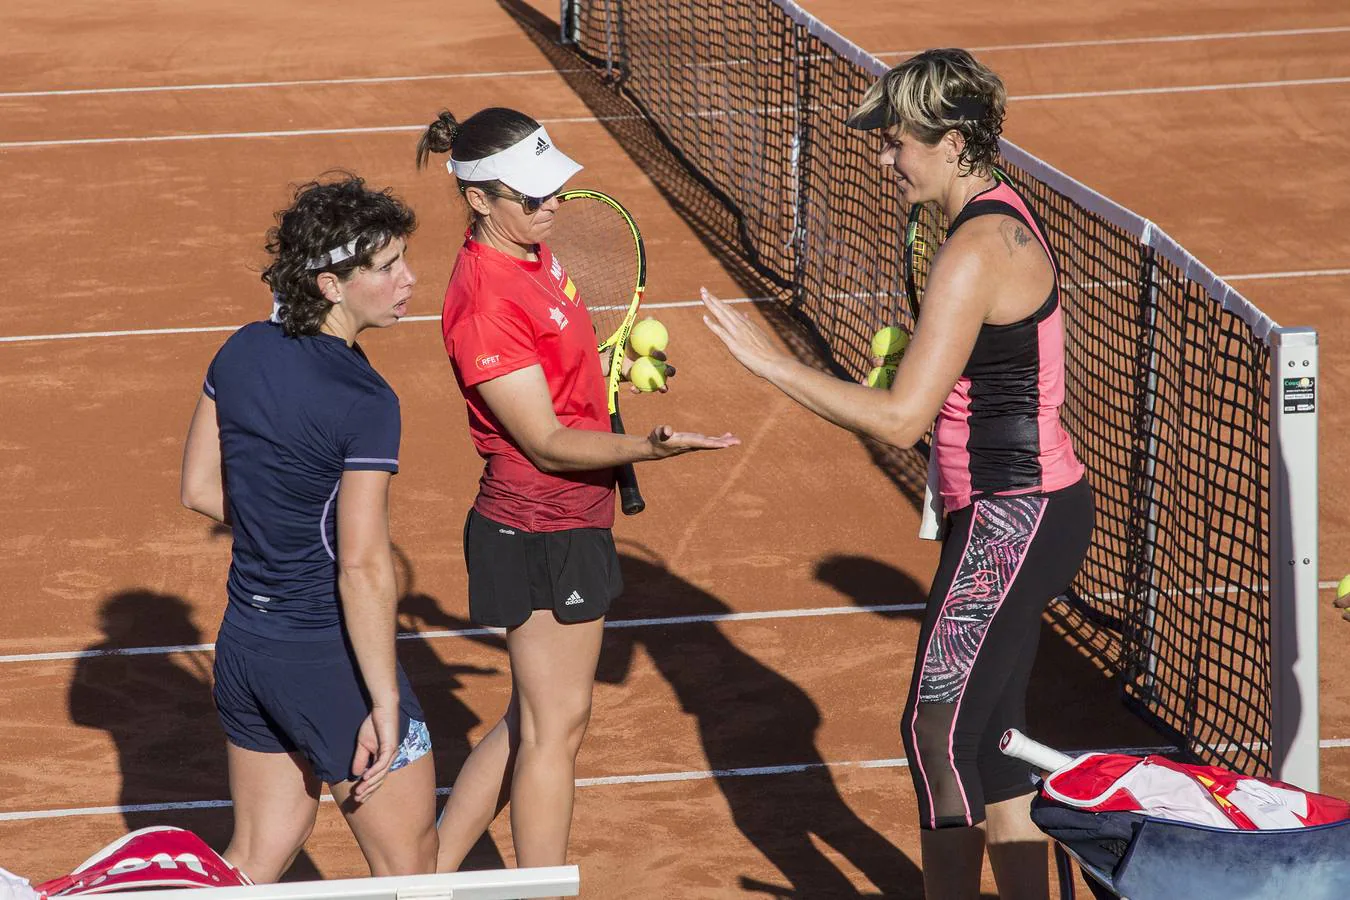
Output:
top-left (204, 321), bottom-right (400, 641)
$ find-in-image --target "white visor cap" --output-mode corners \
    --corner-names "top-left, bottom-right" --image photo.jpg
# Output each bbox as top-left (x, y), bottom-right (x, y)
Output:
top-left (447, 126), bottom-right (582, 198)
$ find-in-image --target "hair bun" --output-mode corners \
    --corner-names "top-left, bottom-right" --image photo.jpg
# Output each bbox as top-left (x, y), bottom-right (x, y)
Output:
top-left (416, 110), bottom-right (461, 169)
top-left (428, 111), bottom-right (460, 153)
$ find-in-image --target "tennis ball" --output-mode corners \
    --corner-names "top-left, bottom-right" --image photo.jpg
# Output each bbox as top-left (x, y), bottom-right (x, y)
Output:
top-left (866, 365), bottom-right (897, 389)
top-left (630, 356), bottom-right (667, 392)
top-left (630, 318), bottom-right (669, 357)
top-left (1338, 575), bottom-right (1350, 600)
top-left (871, 326), bottom-right (910, 364)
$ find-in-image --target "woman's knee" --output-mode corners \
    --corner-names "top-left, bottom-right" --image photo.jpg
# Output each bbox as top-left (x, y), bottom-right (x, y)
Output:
top-left (368, 824), bottom-right (438, 876)
top-left (903, 702), bottom-right (964, 764)
top-left (226, 815), bottom-right (315, 883)
top-left (518, 694), bottom-right (593, 752)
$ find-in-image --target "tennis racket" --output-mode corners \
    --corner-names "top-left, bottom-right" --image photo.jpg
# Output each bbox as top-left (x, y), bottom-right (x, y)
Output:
top-left (902, 203), bottom-right (931, 324)
top-left (902, 167), bottom-right (1009, 318)
top-left (901, 201), bottom-right (947, 541)
top-left (547, 189), bottom-right (647, 516)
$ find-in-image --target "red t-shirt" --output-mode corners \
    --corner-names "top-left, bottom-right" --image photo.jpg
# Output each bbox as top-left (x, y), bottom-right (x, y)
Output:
top-left (442, 233), bottom-right (615, 531)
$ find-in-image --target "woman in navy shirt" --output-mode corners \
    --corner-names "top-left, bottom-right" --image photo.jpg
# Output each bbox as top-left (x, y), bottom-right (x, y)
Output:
top-left (180, 175), bottom-right (435, 881)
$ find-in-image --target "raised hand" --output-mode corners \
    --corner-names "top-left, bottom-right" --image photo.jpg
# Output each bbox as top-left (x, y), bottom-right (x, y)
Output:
top-left (700, 288), bottom-right (791, 379)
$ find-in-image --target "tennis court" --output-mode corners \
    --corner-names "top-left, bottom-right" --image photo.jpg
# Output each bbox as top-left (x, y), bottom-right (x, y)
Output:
top-left (2, 0), bottom-right (1349, 896)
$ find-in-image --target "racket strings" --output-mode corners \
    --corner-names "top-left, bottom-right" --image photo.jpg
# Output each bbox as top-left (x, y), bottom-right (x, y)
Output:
top-left (547, 203), bottom-right (641, 343)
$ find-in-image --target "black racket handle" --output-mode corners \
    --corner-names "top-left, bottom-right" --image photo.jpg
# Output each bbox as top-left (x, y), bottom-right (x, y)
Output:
top-left (611, 409), bottom-right (646, 515)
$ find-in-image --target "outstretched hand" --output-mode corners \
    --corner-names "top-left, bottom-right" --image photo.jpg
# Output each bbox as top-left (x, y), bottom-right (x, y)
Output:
top-left (646, 424), bottom-right (739, 458)
top-left (700, 288), bottom-right (790, 379)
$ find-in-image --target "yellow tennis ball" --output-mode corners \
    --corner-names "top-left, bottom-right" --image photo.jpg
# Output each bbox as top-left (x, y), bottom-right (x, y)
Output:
top-left (630, 318), bottom-right (669, 357)
top-left (630, 356), bottom-right (667, 392)
top-left (1338, 574), bottom-right (1350, 600)
top-left (871, 325), bottom-right (910, 364)
top-left (865, 365), bottom-right (897, 389)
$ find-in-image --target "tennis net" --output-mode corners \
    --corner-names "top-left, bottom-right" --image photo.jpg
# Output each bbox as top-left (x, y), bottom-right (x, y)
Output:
top-left (559, 0), bottom-right (1320, 783)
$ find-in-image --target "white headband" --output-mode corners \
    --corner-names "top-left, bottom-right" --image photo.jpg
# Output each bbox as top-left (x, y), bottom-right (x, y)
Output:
top-left (447, 126), bottom-right (582, 198)
top-left (306, 239), bottom-right (359, 271)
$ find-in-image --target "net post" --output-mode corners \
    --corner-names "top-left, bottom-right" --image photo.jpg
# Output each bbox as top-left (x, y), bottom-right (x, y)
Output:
top-left (1268, 325), bottom-right (1319, 789)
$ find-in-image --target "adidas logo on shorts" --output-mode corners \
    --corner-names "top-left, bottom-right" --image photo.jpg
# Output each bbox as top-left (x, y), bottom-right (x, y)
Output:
top-left (535, 136), bottom-right (550, 155)
top-left (564, 590), bottom-right (585, 606)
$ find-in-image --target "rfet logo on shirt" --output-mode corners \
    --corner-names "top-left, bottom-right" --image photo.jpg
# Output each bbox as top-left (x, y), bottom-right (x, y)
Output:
top-left (475, 353), bottom-right (501, 370)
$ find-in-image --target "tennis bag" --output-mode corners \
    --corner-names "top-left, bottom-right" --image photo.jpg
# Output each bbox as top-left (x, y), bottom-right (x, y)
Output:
top-left (1032, 753), bottom-right (1350, 899)
top-left (35, 827), bottom-right (250, 896)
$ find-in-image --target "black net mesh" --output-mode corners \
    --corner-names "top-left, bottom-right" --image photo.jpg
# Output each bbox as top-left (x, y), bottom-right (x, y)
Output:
top-left (562, 0), bottom-right (1275, 774)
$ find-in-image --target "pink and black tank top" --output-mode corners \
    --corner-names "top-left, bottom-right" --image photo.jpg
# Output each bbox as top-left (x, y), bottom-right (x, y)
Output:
top-left (933, 180), bottom-right (1085, 512)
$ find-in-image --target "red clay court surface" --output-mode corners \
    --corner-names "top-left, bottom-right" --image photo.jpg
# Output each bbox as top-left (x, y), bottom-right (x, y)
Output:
top-left (2, 1), bottom-right (1349, 897)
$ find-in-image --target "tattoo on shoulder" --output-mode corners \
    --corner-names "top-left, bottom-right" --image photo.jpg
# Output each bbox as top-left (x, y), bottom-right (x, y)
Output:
top-left (999, 220), bottom-right (1034, 256)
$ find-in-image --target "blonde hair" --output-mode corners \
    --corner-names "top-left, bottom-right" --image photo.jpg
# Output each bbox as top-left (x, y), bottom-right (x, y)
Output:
top-left (850, 48), bottom-right (1006, 175)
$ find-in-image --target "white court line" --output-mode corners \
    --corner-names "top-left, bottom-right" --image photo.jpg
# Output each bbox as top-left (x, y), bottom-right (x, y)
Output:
top-left (5, 269), bottom-right (1338, 345)
top-left (12, 732), bottom-right (1348, 821)
top-left (1013, 75), bottom-right (1350, 102)
top-left (7, 267), bottom-right (1349, 346)
top-left (3, 74), bottom-right (1350, 150)
top-left (0, 114), bottom-right (636, 150)
top-left (0, 757), bottom-right (901, 821)
top-left (1226, 268), bottom-right (1350, 282)
top-left (6, 26), bottom-right (1348, 100)
top-left (0, 68), bottom-right (577, 100)
top-left (2, 580), bottom-right (1338, 662)
top-left (0, 601), bottom-right (924, 664)
top-left (0, 747), bottom-right (1147, 822)
top-left (23, 739), bottom-right (1350, 822)
top-left (0, 296), bottom-right (772, 345)
top-left (875, 25), bottom-right (1350, 59)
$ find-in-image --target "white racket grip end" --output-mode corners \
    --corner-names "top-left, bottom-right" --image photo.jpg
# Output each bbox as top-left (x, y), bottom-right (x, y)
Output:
top-left (918, 451), bottom-right (944, 541)
top-left (1000, 729), bottom-right (1072, 772)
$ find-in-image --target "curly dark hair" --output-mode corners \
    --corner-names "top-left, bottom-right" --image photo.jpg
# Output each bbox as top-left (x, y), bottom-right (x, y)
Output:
top-left (261, 173), bottom-right (417, 337)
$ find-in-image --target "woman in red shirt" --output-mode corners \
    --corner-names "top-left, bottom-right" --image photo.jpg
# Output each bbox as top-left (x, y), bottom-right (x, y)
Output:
top-left (416, 107), bottom-right (738, 876)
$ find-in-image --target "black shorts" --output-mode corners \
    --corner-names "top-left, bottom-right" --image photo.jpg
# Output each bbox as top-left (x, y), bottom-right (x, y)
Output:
top-left (463, 508), bottom-right (623, 628)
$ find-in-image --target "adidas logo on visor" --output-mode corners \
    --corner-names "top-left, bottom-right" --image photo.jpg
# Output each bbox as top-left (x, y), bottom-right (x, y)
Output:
top-left (535, 136), bottom-right (550, 155)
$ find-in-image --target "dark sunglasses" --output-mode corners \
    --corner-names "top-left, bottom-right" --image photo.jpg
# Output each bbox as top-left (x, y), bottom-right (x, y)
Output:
top-left (484, 187), bottom-right (555, 215)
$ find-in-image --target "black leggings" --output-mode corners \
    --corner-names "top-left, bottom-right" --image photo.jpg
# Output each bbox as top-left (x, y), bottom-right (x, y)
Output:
top-left (902, 477), bottom-right (1093, 829)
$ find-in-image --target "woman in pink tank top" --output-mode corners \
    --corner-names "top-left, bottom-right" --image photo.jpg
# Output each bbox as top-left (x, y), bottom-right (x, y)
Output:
top-left (703, 49), bottom-right (1093, 900)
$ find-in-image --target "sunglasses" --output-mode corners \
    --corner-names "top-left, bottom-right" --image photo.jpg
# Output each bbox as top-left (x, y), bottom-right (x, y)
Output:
top-left (483, 187), bottom-right (555, 215)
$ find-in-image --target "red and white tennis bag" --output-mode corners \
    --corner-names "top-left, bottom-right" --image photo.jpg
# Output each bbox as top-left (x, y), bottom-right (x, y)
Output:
top-left (33, 827), bottom-right (250, 896)
top-left (1042, 752), bottom-right (1350, 830)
